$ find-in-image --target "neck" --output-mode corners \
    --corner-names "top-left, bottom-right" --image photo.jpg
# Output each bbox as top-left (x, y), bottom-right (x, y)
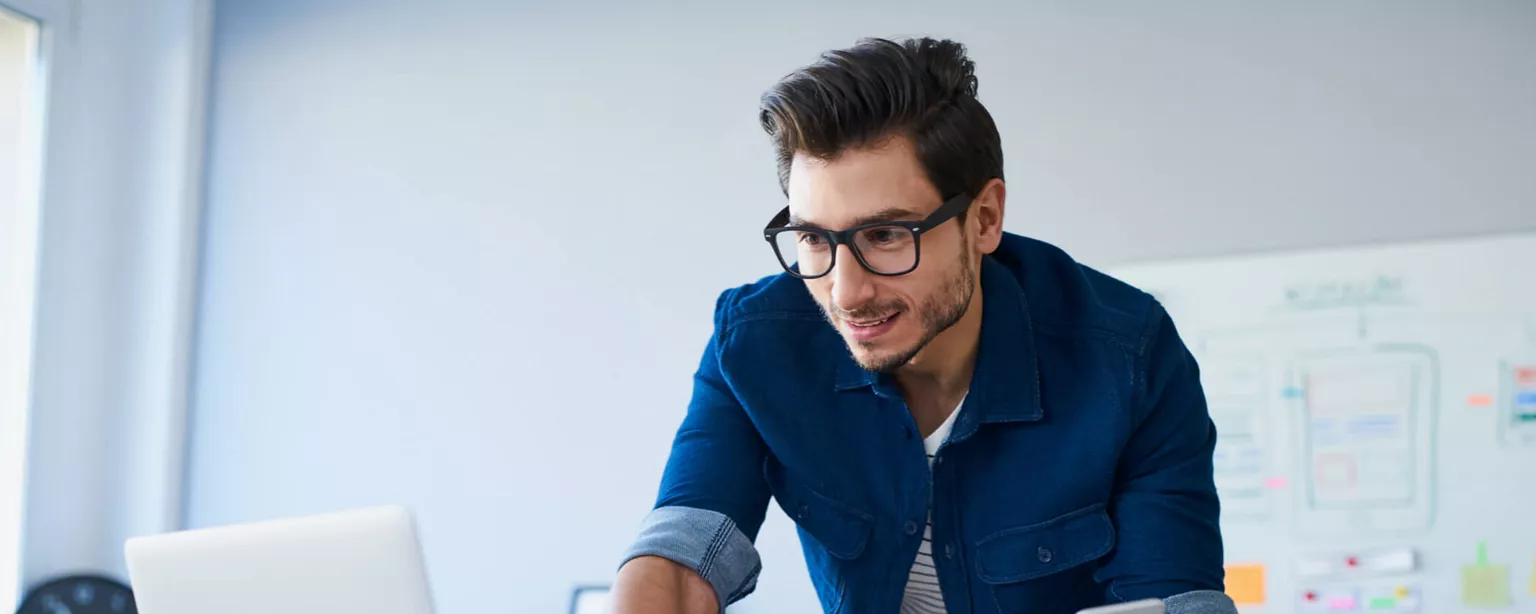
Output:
top-left (895, 284), bottom-right (983, 431)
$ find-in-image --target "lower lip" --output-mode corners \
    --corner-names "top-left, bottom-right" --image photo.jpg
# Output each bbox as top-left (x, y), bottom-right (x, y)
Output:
top-left (844, 312), bottom-right (900, 342)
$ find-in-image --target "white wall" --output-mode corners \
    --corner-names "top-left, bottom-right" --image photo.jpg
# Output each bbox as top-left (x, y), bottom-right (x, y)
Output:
top-left (188, 1), bottom-right (1536, 612)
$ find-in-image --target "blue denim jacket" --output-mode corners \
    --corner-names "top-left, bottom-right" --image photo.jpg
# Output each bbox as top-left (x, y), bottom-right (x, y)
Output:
top-left (624, 234), bottom-right (1235, 614)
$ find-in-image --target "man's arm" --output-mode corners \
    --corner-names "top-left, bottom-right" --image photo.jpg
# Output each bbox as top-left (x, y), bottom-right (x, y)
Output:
top-left (612, 556), bottom-right (718, 613)
top-left (613, 295), bottom-right (772, 612)
top-left (1094, 306), bottom-right (1237, 614)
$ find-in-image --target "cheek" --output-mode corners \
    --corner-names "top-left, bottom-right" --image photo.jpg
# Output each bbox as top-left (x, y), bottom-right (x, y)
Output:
top-left (914, 256), bottom-right (965, 293)
top-left (912, 246), bottom-right (955, 274)
top-left (889, 276), bottom-right (935, 307)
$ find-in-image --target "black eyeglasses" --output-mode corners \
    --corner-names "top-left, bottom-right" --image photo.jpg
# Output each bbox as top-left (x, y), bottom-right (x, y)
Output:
top-left (763, 192), bottom-right (973, 279)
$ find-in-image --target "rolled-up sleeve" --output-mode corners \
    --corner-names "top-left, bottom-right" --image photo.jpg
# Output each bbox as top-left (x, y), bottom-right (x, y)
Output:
top-left (619, 290), bottom-right (772, 608)
top-left (621, 506), bottom-right (763, 608)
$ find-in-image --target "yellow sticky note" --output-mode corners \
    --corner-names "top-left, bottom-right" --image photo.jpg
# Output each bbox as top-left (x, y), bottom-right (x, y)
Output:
top-left (1462, 564), bottom-right (1511, 608)
top-left (1462, 541), bottom-right (1511, 608)
top-left (1528, 557), bottom-right (1535, 597)
top-left (1223, 563), bottom-right (1266, 605)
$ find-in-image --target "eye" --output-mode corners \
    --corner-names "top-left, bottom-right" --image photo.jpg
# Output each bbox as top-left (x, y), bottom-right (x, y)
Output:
top-left (861, 227), bottom-right (905, 245)
top-left (798, 232), bottom-right (827, 248)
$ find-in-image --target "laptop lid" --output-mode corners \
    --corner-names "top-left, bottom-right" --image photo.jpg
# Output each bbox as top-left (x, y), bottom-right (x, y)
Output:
top-left (125, 505), bottom-right (435, 614)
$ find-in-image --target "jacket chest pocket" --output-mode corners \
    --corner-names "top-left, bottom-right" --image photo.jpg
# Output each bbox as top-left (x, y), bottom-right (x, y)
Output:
top-left (766, 462), bottom-right (873, 613)
top-left (975, 502), bottom-right (1116, 614)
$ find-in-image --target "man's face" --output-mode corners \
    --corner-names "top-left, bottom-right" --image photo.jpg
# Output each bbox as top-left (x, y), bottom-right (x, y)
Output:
top-left (785, 137), bottom-right (977, 373)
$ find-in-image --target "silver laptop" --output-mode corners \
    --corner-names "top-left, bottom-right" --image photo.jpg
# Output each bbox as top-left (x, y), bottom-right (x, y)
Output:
top-left (124, 505), bottom-right (436, 614)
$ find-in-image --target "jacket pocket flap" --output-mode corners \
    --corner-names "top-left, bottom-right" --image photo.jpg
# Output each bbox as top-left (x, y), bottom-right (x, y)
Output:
top-left (975, 503), bottom-right (1115, 584)
top-left (766, 463), bottom-right (873, 560)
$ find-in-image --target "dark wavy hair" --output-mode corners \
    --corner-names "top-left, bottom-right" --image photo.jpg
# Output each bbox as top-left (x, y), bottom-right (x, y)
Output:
top-left (758, 37), bottom-right (1004, 205)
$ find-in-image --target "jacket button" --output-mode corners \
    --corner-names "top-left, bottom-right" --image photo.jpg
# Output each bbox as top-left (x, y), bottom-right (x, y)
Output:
top-left (1037, 547), bottom-right (1053, 563)
top-left (796, 504), bottom-right (808, 520)
top-left (944, 544), bottom-right (953, 559)
top-left (904, 521), bottom-right (920, 536)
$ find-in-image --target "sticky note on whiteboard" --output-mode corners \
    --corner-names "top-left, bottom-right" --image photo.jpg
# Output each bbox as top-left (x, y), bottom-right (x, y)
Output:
top-left (1528, 557), bottom-right (1535, 596)
top-left (1462, 564), bottom-right (1510, 607)
top-left (1461, 542), bottom-right (1510, 608)
top-left (1224, 563), bottom-right (1266, 605)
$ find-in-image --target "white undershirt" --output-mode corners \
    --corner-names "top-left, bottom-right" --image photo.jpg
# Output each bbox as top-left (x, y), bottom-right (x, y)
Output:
top-left (900, 395), bottom-right (965, 614)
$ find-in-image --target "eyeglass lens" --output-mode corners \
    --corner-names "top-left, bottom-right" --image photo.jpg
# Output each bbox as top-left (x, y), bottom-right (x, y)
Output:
top-left (771, 225), bottom-right (918, 277)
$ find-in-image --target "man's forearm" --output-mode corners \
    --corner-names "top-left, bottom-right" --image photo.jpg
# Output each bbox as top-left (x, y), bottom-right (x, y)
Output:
top-left (611, 556), bottom-right (719, 614)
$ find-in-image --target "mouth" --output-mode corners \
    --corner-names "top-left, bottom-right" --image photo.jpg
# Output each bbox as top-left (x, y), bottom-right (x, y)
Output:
top-left (842, 311), bottom-right (901, 342)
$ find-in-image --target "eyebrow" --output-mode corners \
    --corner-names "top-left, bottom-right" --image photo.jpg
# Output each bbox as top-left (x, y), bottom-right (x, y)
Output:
top-left (788, 206), bottom-right (925, 230)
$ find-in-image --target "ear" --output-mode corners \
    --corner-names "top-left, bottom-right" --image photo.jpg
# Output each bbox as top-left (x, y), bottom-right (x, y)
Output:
top-left (970, 178), bottom-right (1006, 255)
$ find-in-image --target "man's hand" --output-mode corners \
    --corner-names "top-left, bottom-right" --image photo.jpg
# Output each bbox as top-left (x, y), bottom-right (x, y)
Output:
top-left (611, 556), bottom-right (719, 614)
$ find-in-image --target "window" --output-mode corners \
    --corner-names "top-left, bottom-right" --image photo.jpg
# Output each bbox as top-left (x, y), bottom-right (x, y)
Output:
top-left (0, 3), bottom-right (40, 608)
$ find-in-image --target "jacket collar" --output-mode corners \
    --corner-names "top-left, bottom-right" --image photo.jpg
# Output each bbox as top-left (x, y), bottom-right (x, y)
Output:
top-left (833, 255), bottom-right (1044, 425)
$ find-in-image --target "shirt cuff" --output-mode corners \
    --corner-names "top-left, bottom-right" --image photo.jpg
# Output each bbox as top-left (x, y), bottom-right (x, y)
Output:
top-left (620, 506), bottom-right (762, 609)
top-left (1163, 590), bottom-right (1238, 614)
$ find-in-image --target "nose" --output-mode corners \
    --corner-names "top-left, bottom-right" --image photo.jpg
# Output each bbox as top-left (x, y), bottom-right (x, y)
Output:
top-left (828, 244), bottom-right (875, 313)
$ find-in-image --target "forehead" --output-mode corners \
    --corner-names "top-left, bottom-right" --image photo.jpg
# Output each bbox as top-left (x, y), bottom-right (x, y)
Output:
top-left (785, 137), bottom-right (942, 227)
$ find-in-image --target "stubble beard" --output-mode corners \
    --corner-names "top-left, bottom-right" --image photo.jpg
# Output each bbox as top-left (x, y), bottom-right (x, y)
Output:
top-left (823, 249), bottom-right (976, 374)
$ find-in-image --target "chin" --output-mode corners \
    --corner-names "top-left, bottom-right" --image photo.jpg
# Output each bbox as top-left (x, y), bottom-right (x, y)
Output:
top-left (849, 353), bottom-right (883, 372)
top-left (848, 341), bottom-right (918, 373)
top-left (855, 353), bottom-right (908, 374)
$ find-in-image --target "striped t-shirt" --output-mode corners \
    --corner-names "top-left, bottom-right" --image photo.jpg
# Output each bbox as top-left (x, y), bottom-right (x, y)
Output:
top-left (901, 396), bottom-right (965, 614)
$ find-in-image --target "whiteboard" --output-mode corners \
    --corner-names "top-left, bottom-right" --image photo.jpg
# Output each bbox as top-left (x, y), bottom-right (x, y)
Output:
top-left (1108, 232), bottom-right (1536, 614)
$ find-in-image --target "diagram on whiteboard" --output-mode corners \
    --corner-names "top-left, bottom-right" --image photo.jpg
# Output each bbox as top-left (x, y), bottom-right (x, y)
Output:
top-left (1290, 346), bottom-right (1436, 535)
top-left (1108, 233), bottom-right (1536, 614)
top-left (1204, 355), bottom-right (1272, 518)
top-left (1500, 357), bottom-right (1536, 446)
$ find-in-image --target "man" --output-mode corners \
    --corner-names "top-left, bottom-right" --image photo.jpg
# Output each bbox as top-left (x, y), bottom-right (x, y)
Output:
top-left (612, 37), bottom-right (1235, 614)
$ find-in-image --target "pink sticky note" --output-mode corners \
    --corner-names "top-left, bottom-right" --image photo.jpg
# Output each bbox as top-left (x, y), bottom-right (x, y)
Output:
top-left (1264, 476), bottom-right (1288, 490)
top-left (1327, 596), bottom-right (1357, 610)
